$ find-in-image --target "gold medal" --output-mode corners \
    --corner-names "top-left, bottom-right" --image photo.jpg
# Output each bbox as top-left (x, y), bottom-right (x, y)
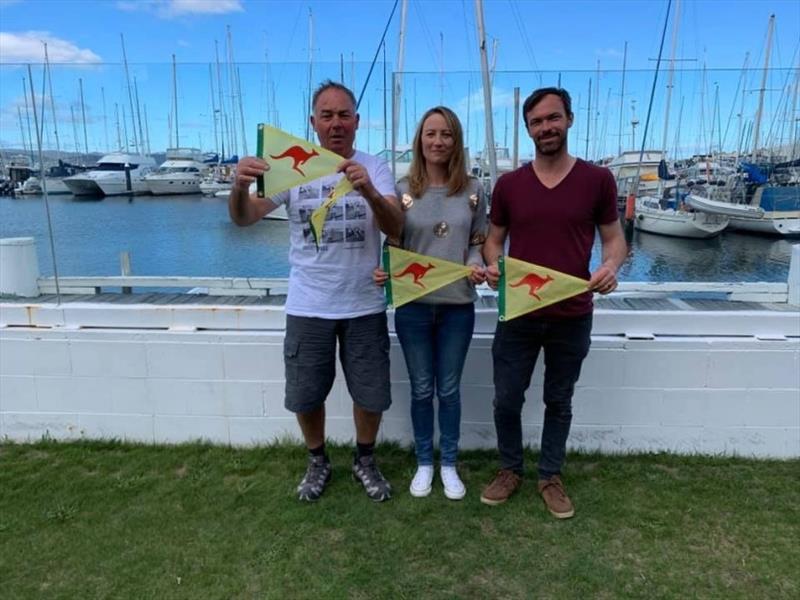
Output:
top-left (469, 193), bottom-right (479, 210)
top-left (434, 221), bottom-right (450, 238)
top-left (401, 193), bottom-right (414, 210)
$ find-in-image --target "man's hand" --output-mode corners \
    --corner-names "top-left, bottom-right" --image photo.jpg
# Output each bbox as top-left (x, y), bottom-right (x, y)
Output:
top-left (588, 263), bottom-right (618, 295)
top-left (468, 264), bottom-right (487, 285)
top-left (338, 159), bottom-right (375, 197)
top-left (486, 263), bottom-right (501, 290)
top-left (234, 157), bottom-right (269, 192)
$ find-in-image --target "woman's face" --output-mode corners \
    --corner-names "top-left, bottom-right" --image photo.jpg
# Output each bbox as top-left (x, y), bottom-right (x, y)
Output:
top-left (420, 112), bottom-right (455, 168)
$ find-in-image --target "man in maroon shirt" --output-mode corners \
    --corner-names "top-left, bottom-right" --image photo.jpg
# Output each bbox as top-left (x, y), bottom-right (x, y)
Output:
top-left (480, 87), bottom-right (627, 518)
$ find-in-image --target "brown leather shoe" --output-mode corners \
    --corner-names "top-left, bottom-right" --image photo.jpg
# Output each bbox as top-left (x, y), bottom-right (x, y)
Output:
top-left (537, 475), bottom-right (575, 519)
top-left (480, 469), bottom-right (522, 505)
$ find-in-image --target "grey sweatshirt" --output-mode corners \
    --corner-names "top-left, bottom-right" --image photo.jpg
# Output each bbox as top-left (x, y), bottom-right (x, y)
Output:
top-left (397, 177), bottom-right (488, 304)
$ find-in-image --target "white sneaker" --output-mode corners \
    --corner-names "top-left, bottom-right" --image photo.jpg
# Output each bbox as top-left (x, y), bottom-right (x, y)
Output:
top-left (409, 465), bottom-right (434, 497)
top-left (441, 465), bottom-right (466, 500)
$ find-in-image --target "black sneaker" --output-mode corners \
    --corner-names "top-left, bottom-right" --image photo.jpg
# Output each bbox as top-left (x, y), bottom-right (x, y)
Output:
top-left (296, 455), bottom-right (331, 502)
top-left (352, 454), bottom-right (392, 502)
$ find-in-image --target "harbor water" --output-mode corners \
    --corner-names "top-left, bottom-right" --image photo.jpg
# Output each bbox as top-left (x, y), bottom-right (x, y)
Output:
top-left (0, 194), bottom-right (794, 283)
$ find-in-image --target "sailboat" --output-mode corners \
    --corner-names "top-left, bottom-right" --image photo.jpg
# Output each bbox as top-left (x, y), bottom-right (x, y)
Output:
top-left (720, 16), bottom-right (800, 237)
top-left (630, 0), bottom-right (729, 239)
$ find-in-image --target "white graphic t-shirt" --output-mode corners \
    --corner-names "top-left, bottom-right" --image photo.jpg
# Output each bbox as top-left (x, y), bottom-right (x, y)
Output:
top-left (271, 150), bottom-right (396, 318)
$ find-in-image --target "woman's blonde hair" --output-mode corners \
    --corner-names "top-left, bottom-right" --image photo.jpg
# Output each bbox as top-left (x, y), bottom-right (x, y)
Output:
top-left (407, 106), bottom-right (469, 198)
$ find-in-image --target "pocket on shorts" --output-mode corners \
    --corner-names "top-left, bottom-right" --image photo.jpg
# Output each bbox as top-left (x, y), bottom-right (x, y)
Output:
top-left (284, 338), bottom-right (300, 384)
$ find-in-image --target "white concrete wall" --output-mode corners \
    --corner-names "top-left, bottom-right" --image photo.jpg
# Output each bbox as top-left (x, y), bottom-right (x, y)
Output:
top-left (2, 325), bottom-right (798, 458)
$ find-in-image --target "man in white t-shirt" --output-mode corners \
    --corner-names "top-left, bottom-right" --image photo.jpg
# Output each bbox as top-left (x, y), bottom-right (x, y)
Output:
top-left (229, 81), bottom-right (403, 502)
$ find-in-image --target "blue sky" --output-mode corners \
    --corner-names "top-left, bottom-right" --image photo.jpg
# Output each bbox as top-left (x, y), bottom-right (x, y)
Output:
top-left (1, 0), bottom-right (798, 160)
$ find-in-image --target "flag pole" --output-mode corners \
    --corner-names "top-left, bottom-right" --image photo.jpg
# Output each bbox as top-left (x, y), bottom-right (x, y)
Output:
top-left (498, 255), bottom-right (506, 321)
top-left (382, 245), bottom-right (394, 308)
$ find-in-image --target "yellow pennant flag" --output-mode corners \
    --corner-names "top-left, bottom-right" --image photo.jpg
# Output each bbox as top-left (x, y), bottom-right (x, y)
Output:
top-left (256, 124), bottom-right (353, 199)
top-left (309, 176), bottom-right (353, 250)
top-left (383, 246), bottom-right (473, 309)
top-left (498, 256), bottom-right (589, 321)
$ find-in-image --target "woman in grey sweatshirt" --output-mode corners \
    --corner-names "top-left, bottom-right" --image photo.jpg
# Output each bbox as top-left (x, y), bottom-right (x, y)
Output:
top-left (374, 106), bottom-right (488, 500)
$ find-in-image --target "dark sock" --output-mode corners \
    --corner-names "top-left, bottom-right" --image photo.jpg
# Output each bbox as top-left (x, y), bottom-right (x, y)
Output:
top-left (355, 441), bottom-right (375, 459)
top-left (309, 443), bottom-right (327, 460)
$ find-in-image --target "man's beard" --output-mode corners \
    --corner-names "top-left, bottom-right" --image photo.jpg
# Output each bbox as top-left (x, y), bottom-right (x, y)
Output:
top-left (534, 131), bottom-right (565, 156)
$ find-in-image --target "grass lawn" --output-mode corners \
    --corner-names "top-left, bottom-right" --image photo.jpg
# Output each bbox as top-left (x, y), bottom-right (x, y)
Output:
top-left (1, 440), bottom-right (798, 599)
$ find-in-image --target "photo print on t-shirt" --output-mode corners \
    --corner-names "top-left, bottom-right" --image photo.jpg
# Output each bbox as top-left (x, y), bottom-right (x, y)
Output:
top-left (298, 184), bottom-right (320, 201)
top-left (321, 182), bottom-right (336, 198)
top-left (345, 199), bottom-right (367, 220)
top-left (345, 225), bottom-right (365, 242)
top-left (325, 205), bottom-right (344, 221)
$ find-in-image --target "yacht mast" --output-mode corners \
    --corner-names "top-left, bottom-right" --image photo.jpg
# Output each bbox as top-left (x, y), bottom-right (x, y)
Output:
top-left (661, 0), bottom-right (680, 157)
top-left (214, 40), bottom-right (227, 159)
top-left (624, 0), bottom-right (672, 237)
top-left (22, 78), bottom-right (34, 162)
top-left (236, 65), bottom-right (248, 155)
top-left (751, 14), bottom-right (775, 159)
top-left (79, 78), bottom-right (89, 155)
top-left (617, 41), bottom-right (627, 155)
top-left (391, 0), bottom-right (408, 177)
top-left (475, 0), bottom-right (497, 187)
top-left (120, 34), bottom-right (139, 153)
top-left (17, 107), bottom-right (28, 157)
top-left (133, 76), bottom-right (146, 153)
top-left (209, 64), bottom-right (219, 156)
top-left (172, 54), bottom-right (179, 147)
top-left (114, 103), bottom-right (122, 151)
top-left (43, 43), bottom-right (62, 155)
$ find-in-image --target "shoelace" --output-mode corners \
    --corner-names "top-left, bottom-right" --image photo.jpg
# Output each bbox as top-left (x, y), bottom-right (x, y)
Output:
top-left (540, 479), bottom-right (566, 499)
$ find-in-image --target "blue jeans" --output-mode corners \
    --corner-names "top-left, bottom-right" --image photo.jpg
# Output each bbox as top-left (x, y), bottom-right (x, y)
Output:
top-left (491, 314), bottom-right (592, 479)
top-left (395, 302), bottom-right (475, 466)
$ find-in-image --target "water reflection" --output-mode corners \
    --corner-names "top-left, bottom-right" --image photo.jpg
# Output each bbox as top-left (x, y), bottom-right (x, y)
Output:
top-left (1, 195), bottom-right (794, 282)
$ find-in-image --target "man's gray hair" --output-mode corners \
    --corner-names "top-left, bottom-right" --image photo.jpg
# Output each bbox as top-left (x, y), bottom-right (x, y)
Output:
top-left (311, 80), bottom-right (357, 112)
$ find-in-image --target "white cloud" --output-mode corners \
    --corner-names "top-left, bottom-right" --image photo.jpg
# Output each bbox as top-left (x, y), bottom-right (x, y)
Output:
top-left (115, 0), bottom-right (244, 18)
top-left (164, 0), bottom-right (243, 16)
top-left (0, 31), bottom-right (102, 64)
top-left (455, 87), bottom-right (516, 115)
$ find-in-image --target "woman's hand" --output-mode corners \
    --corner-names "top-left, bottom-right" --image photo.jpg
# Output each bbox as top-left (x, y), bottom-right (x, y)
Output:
top-left (468, 263), bottom-right (486, 285)
top-left (373, 266), bottom-right (389, 287)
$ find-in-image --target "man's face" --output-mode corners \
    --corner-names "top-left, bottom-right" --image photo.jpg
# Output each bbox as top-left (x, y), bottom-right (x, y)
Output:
top-left (525, 93), bottom-right (573, 156)
top-left (310, 88), bottom-right (359, 156)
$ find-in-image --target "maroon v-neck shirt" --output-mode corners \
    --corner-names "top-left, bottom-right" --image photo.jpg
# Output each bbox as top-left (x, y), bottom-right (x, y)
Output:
top-left (489, 159), bottom-right (618, 318)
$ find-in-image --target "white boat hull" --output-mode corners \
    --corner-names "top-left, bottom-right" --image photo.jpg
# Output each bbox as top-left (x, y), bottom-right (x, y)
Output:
top-left (684, 194), bottom-right (765, 219)
top-left (634, 197), bottom-right (728, 238)
top-left (201, 181), bottom-right (232, 196)
top-left (63, 176), bottom-right (104, 197)
top-left (97, 177), bottom-right (151, 196)
top-left (146, 176), bottom-right (203, 195)
top-left (42, 177), bottom-right (72, 194)
top-left (727, 215), bottom-right (800, 236)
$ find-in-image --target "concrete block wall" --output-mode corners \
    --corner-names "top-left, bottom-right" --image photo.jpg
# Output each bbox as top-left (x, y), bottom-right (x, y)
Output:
top-left (1, 327), bottom-right (798, 457)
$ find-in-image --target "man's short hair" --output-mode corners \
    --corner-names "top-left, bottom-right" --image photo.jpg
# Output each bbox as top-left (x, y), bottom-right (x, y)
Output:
top-left (522, 87), bottom-right (573, 121)
top-left (311, 80), bottom-right (357, 112)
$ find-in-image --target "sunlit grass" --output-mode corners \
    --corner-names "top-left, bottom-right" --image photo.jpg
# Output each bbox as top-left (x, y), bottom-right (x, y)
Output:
top-left (1, 440), bottom-right (797, 599)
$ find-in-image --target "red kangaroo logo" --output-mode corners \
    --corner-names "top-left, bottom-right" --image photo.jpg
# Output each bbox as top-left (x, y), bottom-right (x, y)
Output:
top-left (269, 145), bottom-right (320, 176)
top-left (395, 262), bottom-right (436, 288)
top-left (510, 272), bottom-right (554, 301)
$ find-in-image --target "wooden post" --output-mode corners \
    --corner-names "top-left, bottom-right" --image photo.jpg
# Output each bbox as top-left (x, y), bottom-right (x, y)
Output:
top-left (120, 251), bottom-right (132, 294)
